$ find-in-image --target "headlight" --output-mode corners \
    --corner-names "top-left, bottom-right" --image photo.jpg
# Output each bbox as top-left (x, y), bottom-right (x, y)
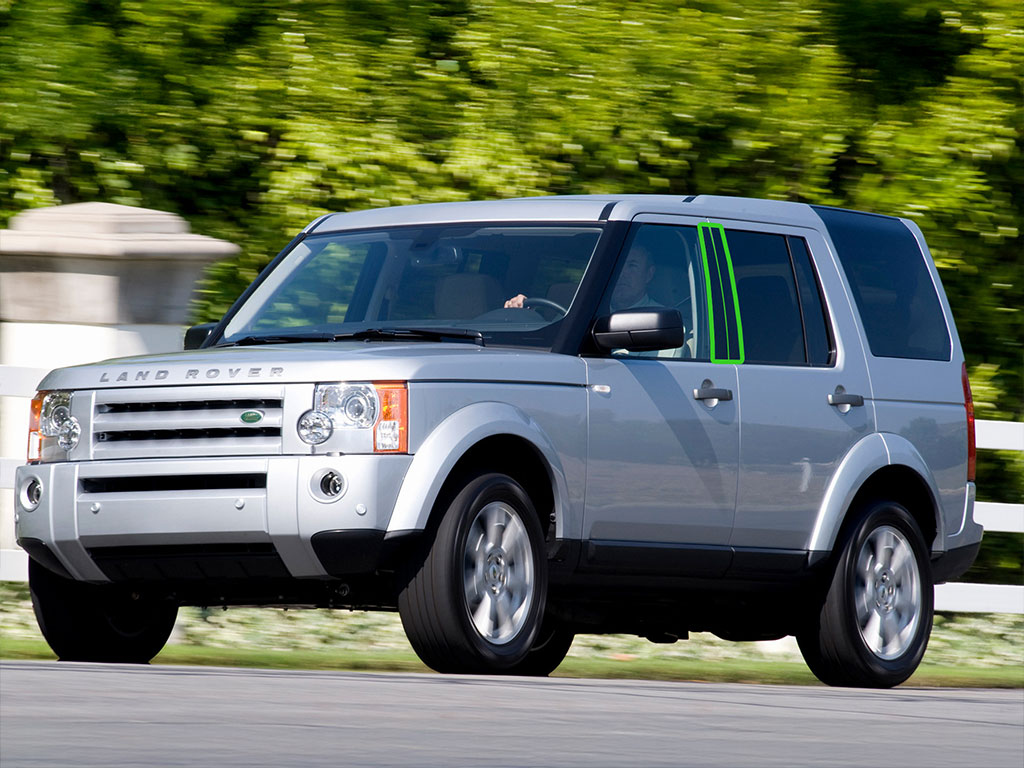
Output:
top-left (28, 391), bottom-right (80, 461)
top-left (298, 382), bottom-right (408, 453)
top-left (297, 409), bottom-right (333, 445)
top-left (39, 391), bottom-right (72, 436)
top-left (316, 383), bottom-right (378, 428)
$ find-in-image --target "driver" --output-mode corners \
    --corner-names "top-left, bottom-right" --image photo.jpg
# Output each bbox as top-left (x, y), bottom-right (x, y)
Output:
top-left (504, 245), bottom-right (659, 311)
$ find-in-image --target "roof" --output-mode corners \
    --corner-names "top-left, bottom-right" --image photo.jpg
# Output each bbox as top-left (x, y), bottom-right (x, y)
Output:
top-left (306, 194), bottom-right (839, 233)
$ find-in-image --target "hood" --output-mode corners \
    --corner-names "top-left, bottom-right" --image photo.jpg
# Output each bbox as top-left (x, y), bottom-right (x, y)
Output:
top-left (36, 342), bottom-right (588, 391)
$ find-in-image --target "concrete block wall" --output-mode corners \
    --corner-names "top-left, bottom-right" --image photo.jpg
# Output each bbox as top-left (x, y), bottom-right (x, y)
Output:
top-left (0, 202), bottom-right (238, 555)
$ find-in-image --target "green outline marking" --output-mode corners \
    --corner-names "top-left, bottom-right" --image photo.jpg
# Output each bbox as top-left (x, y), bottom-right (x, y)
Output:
top-left (709, 228), bottom-right (732, 358)
top-left (700, 227), bottom-right (718, 358)
top-left (698, 222), bottom-right (745, 364)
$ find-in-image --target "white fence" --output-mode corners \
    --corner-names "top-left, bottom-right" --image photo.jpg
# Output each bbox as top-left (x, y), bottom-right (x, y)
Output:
top-left (0, 363), bottom-right (1021, 613)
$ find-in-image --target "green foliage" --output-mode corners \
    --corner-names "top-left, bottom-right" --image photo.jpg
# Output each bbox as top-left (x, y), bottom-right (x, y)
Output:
top-left (1, 0), bottom-right (1020, 572)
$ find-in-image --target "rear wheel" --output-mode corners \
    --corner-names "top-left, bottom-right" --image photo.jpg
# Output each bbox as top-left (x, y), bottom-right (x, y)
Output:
top-left (29, 558), bottom-right (178, 663)
top-left (798, 500), bottom-right (932, 688)
top-left (398, 472), bottom-right (547, 673)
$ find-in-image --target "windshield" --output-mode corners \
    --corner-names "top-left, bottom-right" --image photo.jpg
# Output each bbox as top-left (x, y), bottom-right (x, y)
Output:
top-left (221, 224), bottom-right (604, 348)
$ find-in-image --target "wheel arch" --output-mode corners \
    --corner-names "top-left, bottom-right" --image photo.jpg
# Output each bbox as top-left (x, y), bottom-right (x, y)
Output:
top-left (809, 433), bottom-right (942, 555)
top-left (386, 402), bottom-right (569, 539)
top-left (432, 435), bottom-right (556, 537)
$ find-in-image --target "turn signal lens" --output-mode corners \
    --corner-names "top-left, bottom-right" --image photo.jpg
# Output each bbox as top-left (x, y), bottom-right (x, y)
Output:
top-left (27, 394), bottom-right (43, 462)
top-left (373, 382), bottom-right (408, 453)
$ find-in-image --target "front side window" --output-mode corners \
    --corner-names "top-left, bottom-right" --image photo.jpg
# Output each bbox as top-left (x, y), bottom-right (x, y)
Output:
top-left (221, 224), bottom-right (603, 349)
top-left (600, 223), bottom-right (710, 361)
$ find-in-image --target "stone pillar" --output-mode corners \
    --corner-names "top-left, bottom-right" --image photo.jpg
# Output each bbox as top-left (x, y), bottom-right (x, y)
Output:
top-left (0, 202), bottom-right (239, 565)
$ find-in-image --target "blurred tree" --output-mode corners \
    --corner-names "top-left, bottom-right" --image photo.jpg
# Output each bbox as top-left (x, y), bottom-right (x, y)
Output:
top-left (1, 1), bottom-right (1020, 575)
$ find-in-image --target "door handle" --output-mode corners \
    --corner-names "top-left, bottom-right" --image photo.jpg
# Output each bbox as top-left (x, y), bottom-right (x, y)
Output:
top-left (828, 391), bottom-right (864, 407)
top-left (694, 385), bottom-right (733, 402)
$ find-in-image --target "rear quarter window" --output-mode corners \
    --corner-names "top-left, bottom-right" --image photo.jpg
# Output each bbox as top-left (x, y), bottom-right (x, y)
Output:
top-left (812, 206), bottom-right (951, 361)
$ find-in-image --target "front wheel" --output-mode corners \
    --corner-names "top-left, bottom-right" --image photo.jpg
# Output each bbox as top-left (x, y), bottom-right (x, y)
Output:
top-left (398, 473), bottom-right (547, 673)
top-left (504, 612), bottom-right (575, 677)
top-left (797, 500), bottom-right (933, 688)
top-left (29, 558), bottom-right (178, 663)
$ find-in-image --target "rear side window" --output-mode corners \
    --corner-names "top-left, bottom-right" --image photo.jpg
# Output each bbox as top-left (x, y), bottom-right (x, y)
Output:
top-left (727, 230), bottom-right (805, 365)
top-left (813, 206), bottom-right (951, 361)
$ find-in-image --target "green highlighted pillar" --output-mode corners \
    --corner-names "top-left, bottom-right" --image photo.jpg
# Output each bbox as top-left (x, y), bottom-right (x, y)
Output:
top-left (698, 222), bottom-right (745, 364)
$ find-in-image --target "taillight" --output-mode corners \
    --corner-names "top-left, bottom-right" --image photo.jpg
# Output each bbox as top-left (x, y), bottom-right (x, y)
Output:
top-left (962, 363), bottom-right (976, 482)
top-left (27, 393), bottom-right (43, 462)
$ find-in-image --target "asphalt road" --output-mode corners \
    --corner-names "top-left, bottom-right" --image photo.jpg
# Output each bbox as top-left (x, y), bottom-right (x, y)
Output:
top-left (1, 661), bottom-right (1021, 768)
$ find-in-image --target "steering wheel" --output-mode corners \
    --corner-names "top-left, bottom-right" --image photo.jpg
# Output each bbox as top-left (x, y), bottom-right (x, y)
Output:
top-left (521, 297), bottom-right (568, 319)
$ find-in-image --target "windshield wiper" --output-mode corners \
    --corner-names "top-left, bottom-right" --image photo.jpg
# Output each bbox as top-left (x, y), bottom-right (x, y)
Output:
top-left (335, 328), bottom-right (486, 346)
top-left (221, 332), bottom-right (337, 346)
top-left (222, 327), bottom-right (485, 347)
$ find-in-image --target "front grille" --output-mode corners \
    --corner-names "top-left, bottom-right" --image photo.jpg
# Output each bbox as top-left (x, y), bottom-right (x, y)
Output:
top-left (91, 385), bottom-right (286, 459)
top-left (81, 474), bottom-right (267, 494)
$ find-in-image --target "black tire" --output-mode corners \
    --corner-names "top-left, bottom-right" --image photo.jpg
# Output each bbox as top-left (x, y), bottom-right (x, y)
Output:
top-left (29, 558), bottom-right (178, 663)
top-left (398, 473), bottom-right (548, 674)
top-left (797, 500), bottom-right (933, 688)
top-left (504, 613), bottom-right (575, 677)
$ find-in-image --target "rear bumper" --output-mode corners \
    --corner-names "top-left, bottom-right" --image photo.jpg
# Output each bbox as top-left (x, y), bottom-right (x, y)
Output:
top-left (931, 541), bottom-right (983, 585)
top-left (931, 482), bottom-right (982, 584)
top-left (14, 454), bottom-right (412, 583)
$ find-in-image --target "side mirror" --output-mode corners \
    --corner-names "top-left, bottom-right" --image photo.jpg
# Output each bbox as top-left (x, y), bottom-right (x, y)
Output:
top-left (183, 322), bottom-right (218, 350)
top-left (592, 308), bottom-right (684, 352)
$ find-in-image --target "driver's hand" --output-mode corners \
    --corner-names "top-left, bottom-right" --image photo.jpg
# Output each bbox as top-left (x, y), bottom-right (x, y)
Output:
top-left (504, 294), bottom-right (527, 309)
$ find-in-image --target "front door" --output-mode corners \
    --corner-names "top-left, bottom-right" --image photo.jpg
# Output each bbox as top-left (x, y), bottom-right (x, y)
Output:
top-left (582, 220), bottom-right (740, 577)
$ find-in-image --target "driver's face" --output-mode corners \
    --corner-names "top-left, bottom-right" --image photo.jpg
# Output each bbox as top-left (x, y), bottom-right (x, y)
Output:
top-left (612, 247), bottom-right (655, 310)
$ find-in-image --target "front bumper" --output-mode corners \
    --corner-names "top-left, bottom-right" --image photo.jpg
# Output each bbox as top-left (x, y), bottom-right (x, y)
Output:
top-left (14, 454), bottom-right (412, 584)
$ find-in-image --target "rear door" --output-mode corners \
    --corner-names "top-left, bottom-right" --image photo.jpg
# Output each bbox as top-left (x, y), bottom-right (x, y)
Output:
top-left (724, 222), bottom-right (875, 566)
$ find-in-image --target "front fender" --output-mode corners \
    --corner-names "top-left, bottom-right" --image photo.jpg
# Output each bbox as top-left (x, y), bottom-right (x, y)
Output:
top-left (807, 432), bottom-right (943, 553)
top-left (386, 402), bottom-right (571, 536)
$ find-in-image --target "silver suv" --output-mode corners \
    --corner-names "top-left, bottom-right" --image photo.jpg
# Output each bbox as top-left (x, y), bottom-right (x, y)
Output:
top-left (15, 195), bottom-right (982, 687)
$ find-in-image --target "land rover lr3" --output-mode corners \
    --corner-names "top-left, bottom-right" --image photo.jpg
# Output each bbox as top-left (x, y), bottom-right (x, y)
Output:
top-left (16, 195), bottom-right (982, 687)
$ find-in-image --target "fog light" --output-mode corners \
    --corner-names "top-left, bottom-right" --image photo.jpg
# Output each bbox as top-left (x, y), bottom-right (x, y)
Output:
top-left (320, 471), bottom-right (345, 497)
top-left (20, 477), bottom-right (42, 511)
top-left (298, 410), bottom-right (333, 445)
top-left (57, 416), bottom-right (81, 451)
top-left (310, 468), bottom-right (347, 503)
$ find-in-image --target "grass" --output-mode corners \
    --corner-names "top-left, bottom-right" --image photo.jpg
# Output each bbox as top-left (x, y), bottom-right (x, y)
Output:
top-left (2, 635), bottom-right (1021, 688)
top-left (3, 583), bottom-right (1021, 687)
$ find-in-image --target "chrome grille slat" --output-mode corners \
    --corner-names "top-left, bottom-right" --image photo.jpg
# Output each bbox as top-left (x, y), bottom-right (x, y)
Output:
top-left (91, 385), bottom-right (286, 458)
top-left (97, 398), bottom-right (281, 414)
top-left (94, 411), bottom-right (283, 431)
top-left (93, 438), bottom-right (282, 460)
top-left (95, 427), bottom-right (280, 442)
